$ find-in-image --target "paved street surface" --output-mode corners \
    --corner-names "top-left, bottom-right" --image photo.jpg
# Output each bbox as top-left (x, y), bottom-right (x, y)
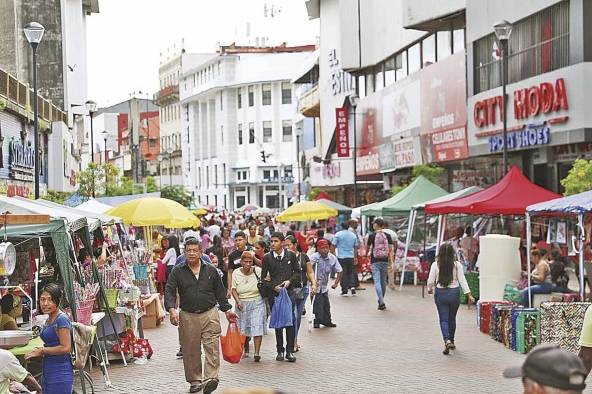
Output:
top-left (88, 284), bottom-right (527, 393)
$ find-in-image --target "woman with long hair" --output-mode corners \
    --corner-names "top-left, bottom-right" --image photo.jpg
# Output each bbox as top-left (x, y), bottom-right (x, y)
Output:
top-left (221, 227), bottom-right (235, 255)
top-left (427, 243), bottom-right (474, 355)
top-left (284, 235), bottom-right (316, 352)
top-left (207, 235), bottom-right (228, 289)
top-left (163, 235), bottom-right (180, 280)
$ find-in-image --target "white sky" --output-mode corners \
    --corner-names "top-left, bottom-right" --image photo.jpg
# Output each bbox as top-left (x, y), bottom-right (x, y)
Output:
top-left (87, 0), bottom-right (319, 107)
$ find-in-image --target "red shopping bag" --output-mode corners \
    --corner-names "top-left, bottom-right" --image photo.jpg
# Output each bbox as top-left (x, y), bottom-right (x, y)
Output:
top-left (220, 322), bottom-right (245, 364)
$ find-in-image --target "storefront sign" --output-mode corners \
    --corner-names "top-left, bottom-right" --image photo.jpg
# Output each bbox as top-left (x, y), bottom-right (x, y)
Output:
top-left (357, 148), bottom-right (380, 176)
top-left (489, 122), bottom-right (551, 152)
top-left (452, 169), bottom-right (495, 191)
top-left (420, 53), bottom-right (469, 163)
top-left (554, 143), bottom-right (592, 162)
top-left (0, 181), bottom-right (30, 198)
top-left (328, 49), bottom-right (354, 96)
top-left (474, 78), bottom-right (569, 128)
top-left (322, 162), bottom-right (341, 179)
top-left (392, 138), bottom-right (420, 169)
top-left (335, 107), bottom-right (350, 158)
top-left (8, 139), bottom-right (35, 182)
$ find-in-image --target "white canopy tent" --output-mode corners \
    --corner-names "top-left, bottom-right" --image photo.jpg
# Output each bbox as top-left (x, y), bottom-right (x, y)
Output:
top-left (77, 198), bottom-right (114, 214)
top-left (399, 187), bottom-right (482, 290)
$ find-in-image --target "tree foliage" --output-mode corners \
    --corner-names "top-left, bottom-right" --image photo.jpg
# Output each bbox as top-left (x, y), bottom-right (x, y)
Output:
top-left (560, 158), bottom-right (592, 196)
top-left (42, 190), bottom-right (71, 204)
top-left (307, 187), bottom-right (321, 201)
top-left (145, 176), bottom-right (158, 193)
top-left (391, 164), bottom-right (445, 196)
top-left (77, 163), bottom-right (105, 197)
top-left (160, 185), bottom-right (193, 207)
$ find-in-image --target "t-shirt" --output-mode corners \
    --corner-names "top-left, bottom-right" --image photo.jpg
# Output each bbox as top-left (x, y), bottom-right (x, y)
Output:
top-left (332, 229), bottom-right (359, 258)
top-left (232, 267), bottom-right (262, 300)
top-left (162, 248), bottom-right (177, 266)
top-left (0, 314), bottom-right (17, 330)
top-left (0, 349), bottom-right (28, 394)
top-left (579, 305), bottom-right (592, 347)
top-left (367, 231), bottom-right (393, 263)
top-left (227, 246), bottom-right (253, 271)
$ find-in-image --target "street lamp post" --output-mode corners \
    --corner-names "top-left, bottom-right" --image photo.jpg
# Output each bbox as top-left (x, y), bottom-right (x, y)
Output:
top-left (101, 130), bottom-right (109, 164)
top-left (23, 22), bottom-right (45, 200)
top-left (348, 94), bottom-right (360, 207)
top-left (85, 100), bottom-right (97, 197)
top-left (494, 20), bottom-right (513, 175)
top-left (166, 148), bottom-right (173, 186)
top-left (157, 154), bottom-right (163, 189)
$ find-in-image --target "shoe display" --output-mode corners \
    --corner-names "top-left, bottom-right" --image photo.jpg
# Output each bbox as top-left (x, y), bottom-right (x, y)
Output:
top-left (276, 352), bottom-right (285, 361)
top-left (285, 352), bottom-right (296, 362)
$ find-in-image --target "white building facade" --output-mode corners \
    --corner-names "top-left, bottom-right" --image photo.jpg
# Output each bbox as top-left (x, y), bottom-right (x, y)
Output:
top-left (181, 46), bottom-right (315, 209)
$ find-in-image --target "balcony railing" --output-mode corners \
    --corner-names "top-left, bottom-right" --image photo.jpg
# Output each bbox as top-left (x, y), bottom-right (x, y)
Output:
top-left (0, 67), bottom-right (67, 124)
top-left (297, 83), bottom-right (320, 117)
top-left (154, 84), bottom-right (179, 105)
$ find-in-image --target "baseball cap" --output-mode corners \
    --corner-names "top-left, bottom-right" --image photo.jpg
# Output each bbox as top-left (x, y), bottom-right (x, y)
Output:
top-left (503, 344), bottom-right (587, 391)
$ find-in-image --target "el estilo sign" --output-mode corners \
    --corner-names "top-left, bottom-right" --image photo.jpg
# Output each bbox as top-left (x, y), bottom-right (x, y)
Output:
top-left (473, 78), bottom-right (568, 152)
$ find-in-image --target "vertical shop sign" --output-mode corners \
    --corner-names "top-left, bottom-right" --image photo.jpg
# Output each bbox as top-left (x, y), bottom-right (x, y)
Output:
top-left (336, 107), bottom-right (350, 157)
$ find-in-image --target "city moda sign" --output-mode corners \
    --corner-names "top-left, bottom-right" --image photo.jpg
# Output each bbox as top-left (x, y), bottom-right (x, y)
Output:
top-left (473, 78), bottom-right (569, 128)
top-left (335, 107), bottom-right (350, 158)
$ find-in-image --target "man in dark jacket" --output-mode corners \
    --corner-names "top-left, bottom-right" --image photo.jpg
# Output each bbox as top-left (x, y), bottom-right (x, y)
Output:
top-left (261, 232), bottom-right (301, 362)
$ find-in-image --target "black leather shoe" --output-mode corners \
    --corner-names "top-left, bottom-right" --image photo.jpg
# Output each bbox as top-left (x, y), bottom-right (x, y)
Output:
top-left (203, 379), bottom-right (218, 394)
top-left (313, 323), bottom-right (320, 328)
top-left (275, 352), bottom-right (284, 361)
top-left (285, 352), bottom-right (296, 362)
top-left (322, 322), bottom-right (337, 327)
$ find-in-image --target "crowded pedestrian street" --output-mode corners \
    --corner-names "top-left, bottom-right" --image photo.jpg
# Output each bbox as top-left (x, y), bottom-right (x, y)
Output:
top-left (89, 285), bottom-right (525, 394)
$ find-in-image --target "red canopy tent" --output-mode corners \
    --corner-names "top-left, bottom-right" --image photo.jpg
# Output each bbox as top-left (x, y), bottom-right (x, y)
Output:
top-left (424, 166), bottom-right (561, 215)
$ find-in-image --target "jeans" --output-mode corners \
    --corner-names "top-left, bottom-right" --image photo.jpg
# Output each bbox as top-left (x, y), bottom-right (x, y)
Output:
top-left (339, 258), bottom-right (355, 293)
top-left (520, 282), bottom-right (553, 306)
top-left (294, 286), bottom-right (310, 339)
top-left (372, 261), bottom-right (388, 305)
top-left (434, 287), bottom-right (461, 341)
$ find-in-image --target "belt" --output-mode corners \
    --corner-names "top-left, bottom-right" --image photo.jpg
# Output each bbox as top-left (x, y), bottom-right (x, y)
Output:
top-left (182, 306), bottom-right (215, 314)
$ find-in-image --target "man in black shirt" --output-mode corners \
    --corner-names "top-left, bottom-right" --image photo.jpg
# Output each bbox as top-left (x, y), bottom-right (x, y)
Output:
top-left (165, 238), bottom-right (237, 394)
top-left (261, 232), bottom-right (301, 362)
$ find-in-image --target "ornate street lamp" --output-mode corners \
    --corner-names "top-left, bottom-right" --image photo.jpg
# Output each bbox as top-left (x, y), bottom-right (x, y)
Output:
top-left (85, 100), bottom-right (97, 197)
top-left (23, 22), bottom-right (45, 199)
top-left (348, 93), bottom-right (360, 207)
top-left (494, 20), bottom-right (513, 175)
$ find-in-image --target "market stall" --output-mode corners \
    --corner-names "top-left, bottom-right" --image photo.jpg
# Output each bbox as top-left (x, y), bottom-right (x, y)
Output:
top-left (399, 186), bottom-right (482, 290)
top-left (276, 201), bottom-right (338, 222)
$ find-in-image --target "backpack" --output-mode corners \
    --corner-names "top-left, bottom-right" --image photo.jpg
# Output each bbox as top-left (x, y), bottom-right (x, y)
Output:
top-left (372, 232), bottom-right (390, 260)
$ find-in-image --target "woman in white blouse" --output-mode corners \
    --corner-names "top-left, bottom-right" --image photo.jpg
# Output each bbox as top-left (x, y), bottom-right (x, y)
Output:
top-left (427, 243), bottom-right (475, 355)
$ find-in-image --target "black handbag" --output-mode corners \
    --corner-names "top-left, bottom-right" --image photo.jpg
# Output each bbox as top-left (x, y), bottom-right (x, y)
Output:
top-left (254, 268), bottom-right (272, 298)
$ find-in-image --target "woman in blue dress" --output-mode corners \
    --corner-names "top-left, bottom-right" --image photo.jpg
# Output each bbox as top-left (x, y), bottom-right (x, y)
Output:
top-left (26, 283), bottom-right (74, 393)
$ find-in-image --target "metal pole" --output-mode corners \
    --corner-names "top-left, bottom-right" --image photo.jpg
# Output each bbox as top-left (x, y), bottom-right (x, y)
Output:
top-left (104, 138), bottom-right (108, 163)
top-left (90, 111), bottom-right (95, 197)
top-left (296, 134), bottom-right (301, 202)
top-left (353, 105), bottom-right (358, 207)
top-left (32, 46), bottom-right (40, 199)
top-left (277, 164), bottom-right (282, 209)
top-left (501, 38), bottom-right (508, 175)
top-left (526, 214), bottom-right (532, 308)
top-left (169, 154), bottom-right (172, 186)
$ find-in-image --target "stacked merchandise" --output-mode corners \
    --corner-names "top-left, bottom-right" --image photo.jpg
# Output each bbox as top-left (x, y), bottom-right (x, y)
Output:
top-left (460, 272), bottom-right (480, 304)
top-left (540, 302), bottom-right (591, 353)
top-left (73, 283), bottom-right (100, 325)
top-left (478, 301), bottom-right (512, 334)
top-left (500, 306), bottom-right (519, 348)
top-left (512, 309), bottom-right (540, 354)
top-left (100, 265), bottom-right (125, 310)
top-left (490, 304), bottom-right (514, 342)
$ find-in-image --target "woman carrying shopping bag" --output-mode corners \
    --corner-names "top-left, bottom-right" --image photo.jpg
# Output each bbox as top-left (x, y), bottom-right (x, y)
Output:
top-left (231, 251), bottom-right (267, 362)
top-left (427, 243), bottom-right (475, 355)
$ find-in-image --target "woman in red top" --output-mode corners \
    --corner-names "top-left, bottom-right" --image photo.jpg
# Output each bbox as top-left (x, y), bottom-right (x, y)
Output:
top-left (155, 237), bottom-right (169, 294)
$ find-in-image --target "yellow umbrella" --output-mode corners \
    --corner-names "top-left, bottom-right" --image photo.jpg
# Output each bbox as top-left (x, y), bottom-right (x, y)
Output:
top-left (276, 201), bottom-right (338, 222)
top-left (192, 208), bottom-right (208, 216)
top-left (106, 197), bottom-right (199, 228)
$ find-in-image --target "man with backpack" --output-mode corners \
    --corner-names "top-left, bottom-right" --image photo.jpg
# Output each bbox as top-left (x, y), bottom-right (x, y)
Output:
top-left (366, 218), bottom-right (395, 310)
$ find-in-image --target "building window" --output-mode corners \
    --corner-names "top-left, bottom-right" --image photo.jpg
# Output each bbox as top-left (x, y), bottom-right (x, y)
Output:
top-left (374, 65), bottom-right (384, 91)
top-left (282, 120), bottom-right (292, 142)
top-left (473, 1), bottom-right (569, 94)
top-left (220, 92), bottom-right (223, 111)
top-left (263, 121), bottom-right (272, 143)
top-left (237, 88), bottom-right (242, 109)
top-left (422, 34), bottom-right (436, 66)
top-left (223, 163), bottom-right (226, 185)
top-left (264, 170), bottom-right (278, 181)
top-left (262, 83), bottom-right (271, 105)
top-left (249, 122), bottom-right (255, 144)
top-left (248, 85), bottom-right (254, 106)
top-left (214, 164), bottom-right (218, 187)
top-left (206, 165), bottom-right (210, 187)
top-left (357, 75), bottom-right (366, 98)
top-left (365, 72), bottom-right (374, 94)
top-left (238, 124), bottom-right (243, 145)
top-left (437, 31), bottom-right (452, 61)
top-left (281, 82), bottom-right (291, 104)
top-left (408, 43), bottom-right (421, 74)
top-left (220, 125), bottom-right (224, 145)
top-left (453, 29), bottom-right (465, 54)
top-left (384, 57), bottom-right (395, 86)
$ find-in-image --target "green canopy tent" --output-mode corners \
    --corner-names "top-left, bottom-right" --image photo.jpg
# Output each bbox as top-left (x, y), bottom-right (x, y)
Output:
top-left (360, 175), bottom-right (448, 217)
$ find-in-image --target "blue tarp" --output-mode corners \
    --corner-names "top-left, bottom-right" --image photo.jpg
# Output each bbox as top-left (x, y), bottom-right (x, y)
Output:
top-left (526, 190), bottom-right (592, 215)
top-left (96, 192), bottom-right (161, 207)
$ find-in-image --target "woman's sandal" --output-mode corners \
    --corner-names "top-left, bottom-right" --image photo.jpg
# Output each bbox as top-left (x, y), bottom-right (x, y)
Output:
top-left (254, 354), bottom-right (261, 362)
top-left (443, 340), bottom-right (453, 355)
top-left (294, 344), bottom-right (301, 353)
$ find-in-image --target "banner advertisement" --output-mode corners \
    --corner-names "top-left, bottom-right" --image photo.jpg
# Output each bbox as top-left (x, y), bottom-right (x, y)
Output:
top-left (335, 107), bottom-right (350, 158)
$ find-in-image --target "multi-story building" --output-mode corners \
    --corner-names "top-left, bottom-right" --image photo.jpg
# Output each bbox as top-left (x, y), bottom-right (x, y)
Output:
top-left (155, 49), bottom-right (218, 188)
top-left (180, 43), bottom-right (315, 209)
top-left (307, 0), bottom-right (591, 195)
